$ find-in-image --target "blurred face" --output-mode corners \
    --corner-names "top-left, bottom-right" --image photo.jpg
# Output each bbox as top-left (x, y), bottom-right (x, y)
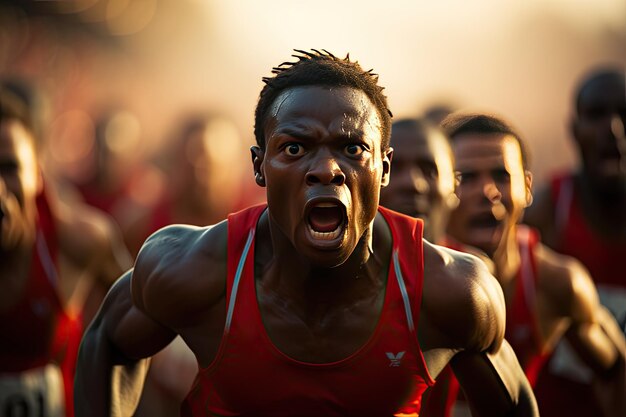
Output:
top-left (0, 119), bottom-right (41, 250)
top-left (255, 86), bottom-right (391, 267)
top-left (177, 121), bottom-right (242, 214)
top-left (379, 125), bottom-right (455, 242)
top-left (447, 133), bottom-right (531, 256)
top-left (573, 74), bottom-right (626, 195)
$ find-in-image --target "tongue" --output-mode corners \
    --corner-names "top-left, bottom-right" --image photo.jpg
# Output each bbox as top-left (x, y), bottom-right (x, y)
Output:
top-left (309, 206), bottom-right (342, 232)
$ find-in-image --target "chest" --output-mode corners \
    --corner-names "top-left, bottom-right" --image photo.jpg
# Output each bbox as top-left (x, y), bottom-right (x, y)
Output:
top-left (255, 283), bottom-right (386, 363)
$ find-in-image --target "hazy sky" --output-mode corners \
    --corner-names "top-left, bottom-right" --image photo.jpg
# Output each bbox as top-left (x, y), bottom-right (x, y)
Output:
top-left (2, 0), bottom-right (625, 184)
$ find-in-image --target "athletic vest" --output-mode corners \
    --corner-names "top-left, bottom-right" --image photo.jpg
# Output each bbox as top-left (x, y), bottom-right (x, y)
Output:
top-left (505, 226), bottom-right (547, 386)
top-left (0, 190), bottom-right (80, 417)
top-left (181, 205), bottom-right (434, 417)
top-left (420, 229), bottom-right (545, 417)
top-left (551, 174), bottom-right (626, 290)
top-left (532, 174), bottom-right (626, 417)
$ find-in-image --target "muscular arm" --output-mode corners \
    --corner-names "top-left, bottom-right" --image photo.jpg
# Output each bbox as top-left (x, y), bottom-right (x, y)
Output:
top-left (421, 242), bottom-right (538, 416)
top-left (74, 271), bottom-right (175, 417)
top-left (75, 223), bottom-right (227, 417)
top-left (540, 247), bottom-right (625, 375)
top-left (451, 340), bottom-right (537, 417)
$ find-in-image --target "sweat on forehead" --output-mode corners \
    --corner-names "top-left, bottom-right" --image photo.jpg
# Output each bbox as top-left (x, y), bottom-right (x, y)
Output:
top-left (441, 112), bottom-right (530, 170)
top-left (253, 49), bottom-right (393, 150)
top-left (264, 86), bottom-right (384, 148)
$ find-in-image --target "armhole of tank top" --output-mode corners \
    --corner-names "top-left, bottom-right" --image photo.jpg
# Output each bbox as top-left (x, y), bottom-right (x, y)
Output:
top-left (35, 229), bottom-right (65, 314)
top-left (197, 219), bottom-right (256, 373)
top-left (36, 229), bottom-right (59, 288)
top-left (518, 227), bottom-right (544, 349)
top-left (388, 214), bottom-right (435, 386)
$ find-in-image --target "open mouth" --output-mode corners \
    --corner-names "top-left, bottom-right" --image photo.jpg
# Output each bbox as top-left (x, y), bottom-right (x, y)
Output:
top-left (307, 202), bottom-right (345, 241)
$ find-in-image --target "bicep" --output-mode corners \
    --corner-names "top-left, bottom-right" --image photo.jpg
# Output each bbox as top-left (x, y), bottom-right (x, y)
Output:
top-left (93, 270), bottom-right (175, 361)
top-left (451, 339), bottom-right (538, 417)
top-left (566, 303), bottom-right (625, 374)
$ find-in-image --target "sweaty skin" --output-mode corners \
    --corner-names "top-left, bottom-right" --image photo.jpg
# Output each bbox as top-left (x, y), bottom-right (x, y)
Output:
top-left (0, 119), bottom-right (131, 315)
top-left (448, 131), bottom-right (625, 413)
top-left (379, 122), bottom-right (456, 244)
top-left (0, 112), bottom-right (132, 417)
top-left (75, 86), bottom-right (537, 417)
top-left (524, 71), bottom-right (626, 417)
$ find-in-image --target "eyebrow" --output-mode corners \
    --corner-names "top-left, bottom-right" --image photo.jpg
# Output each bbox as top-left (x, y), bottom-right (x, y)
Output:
top-left (274, 127), bottom-right (367, 142)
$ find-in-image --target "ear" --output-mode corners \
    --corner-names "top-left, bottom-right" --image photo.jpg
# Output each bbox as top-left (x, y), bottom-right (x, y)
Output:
top-left (524, 170), bottom-right (533, 207)
top-left (380, 147), bottom-right (393, 187)
top-left (250, 146), bottom-right (266, 187)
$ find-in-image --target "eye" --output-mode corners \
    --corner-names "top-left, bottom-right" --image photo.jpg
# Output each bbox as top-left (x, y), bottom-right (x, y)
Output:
top-left (492, 169), bottom-right (510, 183)
top-left (421, 162), bottom-right (438, 179)
top-left (456, 171), bottom-right (475, 185)
top-left (345, 144), bottom-right (365, 156)
top-left (283, 143), bottom-right (305, 156)
top-left (0, 161), bottom-right (18, 175)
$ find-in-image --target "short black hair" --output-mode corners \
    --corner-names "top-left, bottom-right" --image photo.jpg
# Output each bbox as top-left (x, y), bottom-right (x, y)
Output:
top-left (254, 49), bottom-right (393, 151)
top-left (441, 112), bottom-right (530, 169)
top-left (392, 117), bottom-right (439, 137)
top-left (574, 67), bottom-right (624, 115)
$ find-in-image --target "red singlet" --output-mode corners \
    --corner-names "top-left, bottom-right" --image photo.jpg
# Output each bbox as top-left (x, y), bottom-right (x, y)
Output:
top-left (551, 174), bottom-right (626, 290)
top-left (505, 226), bottom-right (547, 386)
top-left (181, 205), bottom-right (434, 417)
top-left (420, 228), bottom-right (546, 417)
top-left (0, 190), bottom-right (81, 417)
top-left (533, 174), bottom-right (626, 417)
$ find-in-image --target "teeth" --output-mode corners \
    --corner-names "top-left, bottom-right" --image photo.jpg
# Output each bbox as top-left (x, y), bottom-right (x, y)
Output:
top-left (315, 202), bottom-right (338, 208)
top-left (308, 224), bottom-right (342, 240)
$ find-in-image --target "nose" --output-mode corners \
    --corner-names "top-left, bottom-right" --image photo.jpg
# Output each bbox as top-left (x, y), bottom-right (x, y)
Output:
top-left (482, 180), bottom-right (502, 203)
top-left (306, 153), bottom-right (346, 186)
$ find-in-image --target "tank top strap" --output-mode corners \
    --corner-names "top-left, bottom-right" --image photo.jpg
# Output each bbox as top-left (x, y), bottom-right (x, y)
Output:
top-left (224, 204), bottom-right (266, 334)
top-left (516, 225), bottom-right (543, 362)
top-left (377, 207), bottom-right (425, 339)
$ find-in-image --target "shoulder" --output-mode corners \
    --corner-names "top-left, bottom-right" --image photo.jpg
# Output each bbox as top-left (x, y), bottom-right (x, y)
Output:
top-left (535, 242), bottom-right (597, 320)
top-left (55, 199), bottom-right (125, 268)
top-left (132, 220), bottom-right (229, 328)
top-left (421, 240), bottom-right (506, 353)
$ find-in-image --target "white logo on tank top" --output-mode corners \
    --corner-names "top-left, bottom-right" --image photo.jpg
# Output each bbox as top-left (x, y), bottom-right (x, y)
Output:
top-left (386, 351), bottom-right (405, 367)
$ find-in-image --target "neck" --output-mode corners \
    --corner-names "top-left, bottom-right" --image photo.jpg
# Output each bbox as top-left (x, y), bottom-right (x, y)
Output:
top-left (257, 212), bottom-right (386, 304)
top-left (490, 225), bottom-right (521, 287)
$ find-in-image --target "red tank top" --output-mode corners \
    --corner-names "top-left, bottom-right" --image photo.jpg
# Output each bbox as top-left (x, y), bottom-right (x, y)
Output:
top-left (505, 226), bottom-right (547, 386)
top-left (0, 192), bottom-right (62, 372)
top-left (181, 205), bottom-right (434, 417)
top-left (551, 174), bottom-right (626, 289)
top-left (0, 190), bottom-right (80, 416)
top-left (420, 229), bottom-right (545, 417)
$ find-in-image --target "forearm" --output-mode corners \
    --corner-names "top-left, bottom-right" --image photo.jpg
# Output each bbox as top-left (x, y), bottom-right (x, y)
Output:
top-left (74, 272), bottom-right (173, 417)
top-left (568, 306), bottom-right (626, 377)
top-left (452, 341), bottom-right (539, 417)
top-left (74, 319), bottom-right (150, 417)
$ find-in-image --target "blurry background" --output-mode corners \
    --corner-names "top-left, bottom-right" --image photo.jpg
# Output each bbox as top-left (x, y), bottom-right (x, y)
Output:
top-left (1, 0), bottom-right (624, 189)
